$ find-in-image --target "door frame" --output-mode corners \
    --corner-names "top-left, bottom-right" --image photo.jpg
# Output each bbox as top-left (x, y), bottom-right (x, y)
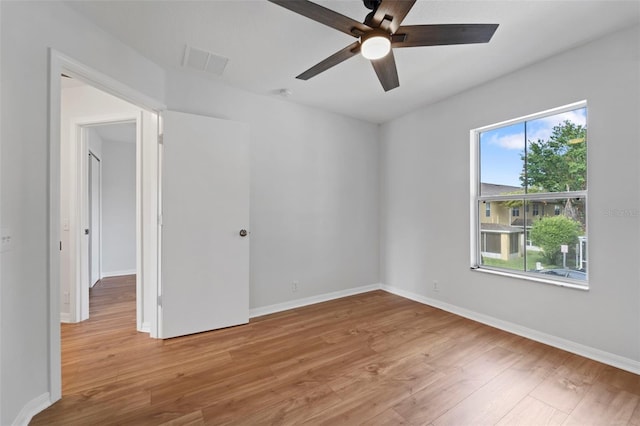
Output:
top-left (48, 49), bottom-right (165, 403)
top-left (73, 116), bottom-right (138, 324)
top-left (88, 149), bottom-right (101, 289)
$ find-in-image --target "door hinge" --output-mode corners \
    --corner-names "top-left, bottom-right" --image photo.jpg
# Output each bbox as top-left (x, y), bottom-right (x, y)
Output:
top-left (60, 241), bottom-right (62, 251)
top-left (157, 295), bottom-right (162, 307)
top-left (158, 214), bottom-right (163, 226)
top-left (158, 134), bottom-right (164, 145)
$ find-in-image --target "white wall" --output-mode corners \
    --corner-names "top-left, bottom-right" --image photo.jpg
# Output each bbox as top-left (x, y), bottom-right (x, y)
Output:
top-left (0, 1), bottom-right (165, 424)
top-left (380, 25), bottom-right (640, 365)
top-left (165, 71), bottom-right (381, 310)
top-left (101, 137), bottom-right (137, 276)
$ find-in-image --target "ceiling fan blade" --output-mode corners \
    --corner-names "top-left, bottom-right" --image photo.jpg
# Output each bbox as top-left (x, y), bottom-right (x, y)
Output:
top-left (372, 0), bottom-right (417, 33)
top-left (269, 0), bottom-right (371, 38)
top-left (393, 24), bottom-right (499, 48)
top-left (297, 41), bottom-right (361, 80)
top-left (371, 50), bottom-right (400, 92)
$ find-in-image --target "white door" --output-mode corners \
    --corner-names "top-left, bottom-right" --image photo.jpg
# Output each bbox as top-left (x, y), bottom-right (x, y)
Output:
top-left (160, 110), bottom-right (250, 339)
top-left (88, 152), bottom-right (101, 287)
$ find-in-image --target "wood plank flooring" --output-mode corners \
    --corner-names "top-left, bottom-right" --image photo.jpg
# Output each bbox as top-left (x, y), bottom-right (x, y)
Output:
top-left (32, 275), bottom-right (640, 425)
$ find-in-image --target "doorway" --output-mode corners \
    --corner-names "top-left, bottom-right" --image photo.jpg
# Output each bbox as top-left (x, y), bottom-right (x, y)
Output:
top-left (49, 50), bottom-right (163, 403)
top-left (83, 121), bottom-right (137, 302)
top-left (60, 80), bottom-right (161, 331)
top-left (61, 78), bottom-right (145, 326)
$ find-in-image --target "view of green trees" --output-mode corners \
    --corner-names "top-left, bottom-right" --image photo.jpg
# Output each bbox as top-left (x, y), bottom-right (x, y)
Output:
top-left (523, 120), bottom-right (586, 267)
top-left (529, 215), bottom-right (582, 265)
top-left (522, 120), bottom-right (587, 193)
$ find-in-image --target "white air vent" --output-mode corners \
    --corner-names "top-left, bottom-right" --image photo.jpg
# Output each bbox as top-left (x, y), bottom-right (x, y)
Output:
top-left (182, 45), bottom-right (229, 76)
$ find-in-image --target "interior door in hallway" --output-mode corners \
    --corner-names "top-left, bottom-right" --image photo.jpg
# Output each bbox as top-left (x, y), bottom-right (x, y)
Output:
top-left (159, 110), bottom-right (250, 339)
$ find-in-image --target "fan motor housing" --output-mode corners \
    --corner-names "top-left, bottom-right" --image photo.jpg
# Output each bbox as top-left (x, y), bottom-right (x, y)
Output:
top-left (363, 0), bottom-right (382, 11)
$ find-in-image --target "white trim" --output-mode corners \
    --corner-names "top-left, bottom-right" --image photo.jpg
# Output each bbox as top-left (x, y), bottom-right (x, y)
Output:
top-left (11, 393), bottom-right (51, 426)
top-left (140, 321), bottom-right (151, 333)
top-left (480, 191), bottom-right (587, 203)
top-left (87, 149), bottom-right (102, 290)
top-left (469, 128), bottom-right (480, 268)
top-left (474, 100), bottom-right (587, 133)
top-left (381, 284), bottom-right (640, 375)
top-left (48, 48), bottom-right (64, 406)
top-left (53, 52), bottom-right (164, 111)
top-left (472, 266), bottom-right (588, 291)
top-left (249, 284), bottom-right (381, 318)
top-left (60, 312), bottom-right (71, 323)
top-left (101, 269), bottom-right (137, 278)
top-left (135, 110), bottom-right (143, 334)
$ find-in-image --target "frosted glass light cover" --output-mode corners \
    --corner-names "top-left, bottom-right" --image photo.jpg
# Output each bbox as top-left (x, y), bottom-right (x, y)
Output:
top-left (361, 36), bottom-right (391, 60)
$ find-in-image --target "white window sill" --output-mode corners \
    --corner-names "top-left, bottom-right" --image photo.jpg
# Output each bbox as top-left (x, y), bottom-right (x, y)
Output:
top-left (470, 266), bottom-right (589, 291)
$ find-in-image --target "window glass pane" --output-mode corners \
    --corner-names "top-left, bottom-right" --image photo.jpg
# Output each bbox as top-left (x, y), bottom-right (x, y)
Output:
top-left (528, 198), bottom-right (586, 281)
top-left (479, 199), bottom-right (525, 272)
top-left (525, 107), bottom-right (587, 193)
top-left (480, 122), bottom-right (525, 195)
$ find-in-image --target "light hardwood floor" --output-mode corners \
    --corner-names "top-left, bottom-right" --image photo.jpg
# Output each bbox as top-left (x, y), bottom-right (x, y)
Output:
top-left (32, 275), bottom-right (640, 425)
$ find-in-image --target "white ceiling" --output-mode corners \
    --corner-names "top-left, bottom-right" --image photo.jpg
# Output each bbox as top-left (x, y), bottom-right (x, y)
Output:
top-left (65, 0), bottom-right (640, 123)
top-left (92, 122), bottom-right (136, 145)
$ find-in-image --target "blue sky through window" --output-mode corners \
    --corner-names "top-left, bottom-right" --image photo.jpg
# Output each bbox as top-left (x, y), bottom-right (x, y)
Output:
top-left (480, 107), bottom-right (587, 188)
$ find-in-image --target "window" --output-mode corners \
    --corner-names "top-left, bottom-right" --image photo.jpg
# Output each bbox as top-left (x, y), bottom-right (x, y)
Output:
top-left (472, 101), bottom-right (587, 286)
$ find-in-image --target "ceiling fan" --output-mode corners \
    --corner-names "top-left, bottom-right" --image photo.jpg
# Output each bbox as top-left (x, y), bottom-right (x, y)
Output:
top-left (268, 0), bottom-right (498, 92)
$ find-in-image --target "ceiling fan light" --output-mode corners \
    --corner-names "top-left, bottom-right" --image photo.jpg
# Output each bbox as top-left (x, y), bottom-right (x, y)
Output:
top-left (361, 34), bottom-right (391, 60)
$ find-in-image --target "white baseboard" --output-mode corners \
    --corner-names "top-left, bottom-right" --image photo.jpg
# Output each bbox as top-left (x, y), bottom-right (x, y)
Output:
top-left (250, 283), bottom-right (381, 318)
top-left (381, 284), bottom-right (640, 375)
top-left (12, 392), bottom-right (51, 426)
top-left (140, 321), bottom-right (151, 333)
top-left (59, 312), bottom-right (71, 323)
top-left (101, 269), bottom-right (136, 278)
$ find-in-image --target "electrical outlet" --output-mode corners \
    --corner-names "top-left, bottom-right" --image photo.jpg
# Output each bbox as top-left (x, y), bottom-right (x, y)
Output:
top-left (291, 281), bottom-right (299, 293)
top-left (0, 228), bottom-right (14, 253)
top-left (433, 280), bottom-right (440, 293)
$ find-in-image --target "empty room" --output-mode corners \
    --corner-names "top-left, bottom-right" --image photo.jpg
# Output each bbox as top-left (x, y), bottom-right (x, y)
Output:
top-left (1, 0), bottom-right (640, 425)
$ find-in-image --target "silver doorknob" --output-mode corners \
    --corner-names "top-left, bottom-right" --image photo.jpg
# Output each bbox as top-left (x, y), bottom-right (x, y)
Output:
top-left (239, 229), bottom-right (249, 237)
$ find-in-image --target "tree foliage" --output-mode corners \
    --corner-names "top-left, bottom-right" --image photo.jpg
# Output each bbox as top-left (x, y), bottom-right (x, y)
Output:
top-left (530, 216), bottom-right (582, 264)
top-left (521, 120), bottom-right (586, 192)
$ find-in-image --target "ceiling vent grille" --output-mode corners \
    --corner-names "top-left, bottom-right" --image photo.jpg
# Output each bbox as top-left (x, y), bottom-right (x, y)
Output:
top-left (182, 45), bottom-right (229, 76)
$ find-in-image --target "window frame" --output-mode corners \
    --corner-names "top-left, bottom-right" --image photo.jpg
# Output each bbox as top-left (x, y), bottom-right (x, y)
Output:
top-left (470, 100), bottom-right (588, 289)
